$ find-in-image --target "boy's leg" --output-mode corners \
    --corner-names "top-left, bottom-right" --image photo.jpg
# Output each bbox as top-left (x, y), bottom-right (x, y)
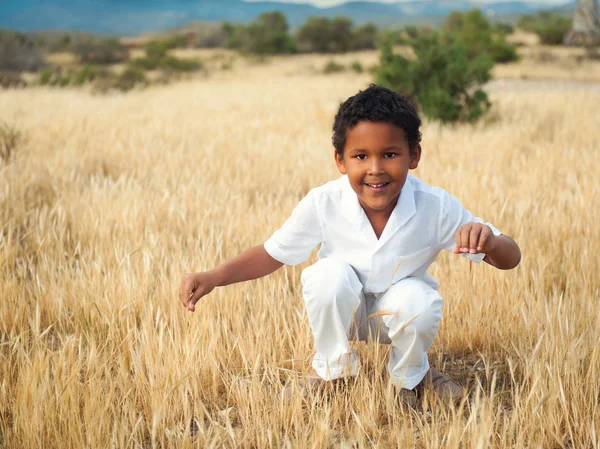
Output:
top-left (301, 258), bottom-right (365, 381)
top-left (369, 277), bottom-right (443, 390)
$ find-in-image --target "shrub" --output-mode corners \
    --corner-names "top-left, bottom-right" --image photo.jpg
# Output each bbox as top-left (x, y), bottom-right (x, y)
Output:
top-left (116, 66), bottom-right (147, 91)
top-left (353, 23), bottom-right (378, 50)
top-left (297, 16), bottom-right (356, 53)
top-left (73, 38), bottom-right (129, 64)
top-left (38, 68), bottom-right (71, 87)
top-left (350, 61), bottom-right (363, 73)
top-left (376, 32), bottom-right (493, 123)
top-left (0, 30), bottom-right (46, 71)
top-left (323, 60), bottom-right (345, 73)
top-left (161, 57), bottom-right (203, 72)
top-left (224, 12), bottom-right (296, 55)
top-left (442, 10), bottom-right (519, 63)
top-left (72, 65), bottom-right (102, 85)
top-left (517, 11), bottom-right (572, 45)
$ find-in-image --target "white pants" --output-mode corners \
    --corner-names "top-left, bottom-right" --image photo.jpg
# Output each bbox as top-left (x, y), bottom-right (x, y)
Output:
top-left (301, 258), bottom-right (444, 390)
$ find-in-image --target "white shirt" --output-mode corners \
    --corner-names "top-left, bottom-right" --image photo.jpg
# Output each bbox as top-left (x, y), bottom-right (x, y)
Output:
top-left (264, 175), bottom-right (502, 293)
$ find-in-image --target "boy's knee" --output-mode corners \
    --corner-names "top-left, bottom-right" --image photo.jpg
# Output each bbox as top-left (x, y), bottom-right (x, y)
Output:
top-left (301, 259), bottom-right (360, 303)
top-left (383, 282), bottom-right (443, 337)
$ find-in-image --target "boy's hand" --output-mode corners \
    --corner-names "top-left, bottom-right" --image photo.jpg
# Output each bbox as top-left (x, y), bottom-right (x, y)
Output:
top-left (179, 272), bottom-right (216, 312)
top-left (452, 222), bottom-right (497, 255)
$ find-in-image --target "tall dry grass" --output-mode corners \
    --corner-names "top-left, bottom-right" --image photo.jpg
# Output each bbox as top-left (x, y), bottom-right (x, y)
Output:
top-left (1, 65), bottom-right (599, 448)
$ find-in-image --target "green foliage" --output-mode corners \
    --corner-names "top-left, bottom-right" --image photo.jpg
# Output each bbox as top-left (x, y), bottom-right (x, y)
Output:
top-left (353, 23), bottom-right (378, 50)
top-left (297, 16), bottom-right (377, 53)
top-left (323, 60), bottom-right (346, 73)
top-left (116, 66), bottom-right (147, 91)
top-left (223, 12), bottom-right (296, 55)
top-left (0, 29), bottom-right (46, 71)
top-left (350, 61), bottom-right (363, 73)
top-left (73, 38), bottom-right (129, 64)
top-left (37, 68), bottom-right (72, 87)
top-left (493, 22), bottom-right (514, 36)
top-left (442, 9), bottom-right (519, 63)
top-left (376, 31), bottom-right (493, 123)
top-left (132, 39), bottom-right (203, 72)
top-left (517, 11), bottom-right (572, 45)
top-left (72, 65), bottom-right (102, 85)
top-left (160, 57), bottom-right (203, 72)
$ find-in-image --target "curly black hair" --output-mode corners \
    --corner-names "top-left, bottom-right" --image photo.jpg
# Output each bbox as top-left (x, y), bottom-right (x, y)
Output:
top-left (332, 84), bottom-right (422, 158)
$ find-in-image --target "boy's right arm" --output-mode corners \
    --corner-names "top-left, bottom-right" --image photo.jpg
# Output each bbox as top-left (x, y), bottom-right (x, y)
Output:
top-left (178, 244), bottom-right (284, 312)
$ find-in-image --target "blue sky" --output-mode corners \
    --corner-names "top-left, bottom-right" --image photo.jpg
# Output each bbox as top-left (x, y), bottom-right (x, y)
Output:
top-left (245, 0), bottom-right (571, 7)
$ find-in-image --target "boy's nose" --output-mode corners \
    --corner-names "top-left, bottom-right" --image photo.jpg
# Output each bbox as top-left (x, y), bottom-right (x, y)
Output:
top-left (368, 159), bottom-right (384, 174)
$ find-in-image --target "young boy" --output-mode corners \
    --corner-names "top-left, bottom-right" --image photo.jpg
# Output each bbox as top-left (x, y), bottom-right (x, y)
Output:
top-left (179, 84), bottom-right (521, 402)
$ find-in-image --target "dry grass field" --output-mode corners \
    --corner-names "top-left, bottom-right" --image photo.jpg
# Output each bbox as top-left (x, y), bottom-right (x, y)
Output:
top-left (1, 55), bottom-right (600, 448)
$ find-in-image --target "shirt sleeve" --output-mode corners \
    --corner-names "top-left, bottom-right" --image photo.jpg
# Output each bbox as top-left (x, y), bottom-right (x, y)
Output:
top-left (264, 189), bottom-right (324, 266)
top-left (438, 191), bottom-right (502, 263)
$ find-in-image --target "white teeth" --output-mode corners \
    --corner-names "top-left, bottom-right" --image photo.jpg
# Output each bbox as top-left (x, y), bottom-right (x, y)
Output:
top-left (368, 183), bottom-right (386, 188)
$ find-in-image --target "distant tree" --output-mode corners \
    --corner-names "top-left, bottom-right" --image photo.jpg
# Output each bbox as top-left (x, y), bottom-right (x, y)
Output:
top-left (245, 11), bottom-right (296, 55)
top-left (297, 15), bottom-right (356, 53)
top-left (329, 16), bottom-right (354, 52)
top-left (564, 0), bottom-right (600, 45)
top-left (223, 12), bottom-right (295, 55)
top-left (518, 11), bottom-right (573, 45)
top-left (353, 22), bottom-right (378, 50)
top-left (442, 9), bottom-right (518, 62)
top-left (297, 17), bottom-right (332, 52)
top-left (73, 38), bottom-right (129, 64)
top-left (0, 30), bottom-right (46, 71)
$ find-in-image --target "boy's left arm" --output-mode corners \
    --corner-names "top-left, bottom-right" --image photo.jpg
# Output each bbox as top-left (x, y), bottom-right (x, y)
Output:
top-left (453, 222), bottom-right (521, 270)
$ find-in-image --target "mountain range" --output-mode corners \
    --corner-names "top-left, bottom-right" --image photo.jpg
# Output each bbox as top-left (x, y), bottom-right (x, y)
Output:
top-left (1, 0), bottom-right (575, 36)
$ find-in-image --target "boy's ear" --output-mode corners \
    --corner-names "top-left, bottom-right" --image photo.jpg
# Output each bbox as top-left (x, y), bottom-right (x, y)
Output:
top-left (409, 144), bottom-right (421, 170)
top-left (334, 150), bottom-right (347, 174)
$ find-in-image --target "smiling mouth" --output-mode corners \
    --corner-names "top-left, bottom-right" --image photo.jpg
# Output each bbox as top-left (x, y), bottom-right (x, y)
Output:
top-left (364, 182), bottom-right (390, 188)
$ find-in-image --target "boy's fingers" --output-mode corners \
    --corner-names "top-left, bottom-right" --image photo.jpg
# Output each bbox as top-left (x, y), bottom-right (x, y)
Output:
top-left (469, 227), bottom-right (481, 252)
top-left (187, 286), bottom-right (205, 312)
top-left (455, 226), bottom-right (467, 250)
top-left (478, 230), bottom-right (489, 252)
top-left (460, 226), bottom-right (471, 251)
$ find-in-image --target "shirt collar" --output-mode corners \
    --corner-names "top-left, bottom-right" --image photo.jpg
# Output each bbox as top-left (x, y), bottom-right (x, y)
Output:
top-left (341, 174), bottom-right (416, 249)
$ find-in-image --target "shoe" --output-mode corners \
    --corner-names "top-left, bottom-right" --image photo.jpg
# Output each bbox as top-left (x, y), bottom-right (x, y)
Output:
top-left (396, 387), bottom-right (418, 408)
top-left (420, 367), bottom-right (465, 402)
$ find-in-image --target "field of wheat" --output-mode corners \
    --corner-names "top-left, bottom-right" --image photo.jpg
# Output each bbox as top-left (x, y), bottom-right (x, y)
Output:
top-left (1, 57), bottom-right (599, 448)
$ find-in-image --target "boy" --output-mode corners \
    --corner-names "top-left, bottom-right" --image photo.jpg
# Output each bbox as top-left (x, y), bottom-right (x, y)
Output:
top-left (178, 84), bottom-right (521, 402)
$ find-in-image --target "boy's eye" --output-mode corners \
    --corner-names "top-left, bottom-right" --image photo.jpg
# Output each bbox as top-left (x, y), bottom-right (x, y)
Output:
top-left (355, 154), bottom-right (367, 160)
top-left (384, 152), bottom-right (396, 158)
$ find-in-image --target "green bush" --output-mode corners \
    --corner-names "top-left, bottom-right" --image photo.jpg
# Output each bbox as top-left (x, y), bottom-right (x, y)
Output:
top-left (297, 16), bottom-right (373, 53)
top-left (72, 65), bottom-right (102, 85)
top-left (0, 29), bottom-right (46, 71)
top-left (376, 32), bottom-right (493, 123)
top-left (517, 11), bottom-right (572, 45)
top-left (323, 60), bottom-right (345, 74)
top-left (442, 10), bottom-right (519, 63)
top-left (223, 11), bottom-right (296, 55)
top-left (73, 38), bottom-right (129, 64)
top-left (161, 57), bottom-right (203, 72)
top-left (37, 68), bottom-right (73, 87)
top-left (117, 66), bottom-right (147, 91)
top-left (350, 61), bottom-right (363, 73)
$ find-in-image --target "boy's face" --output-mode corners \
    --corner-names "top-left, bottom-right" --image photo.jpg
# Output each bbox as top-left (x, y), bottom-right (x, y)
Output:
top-left (335, 121), bottom-right (421, 216)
